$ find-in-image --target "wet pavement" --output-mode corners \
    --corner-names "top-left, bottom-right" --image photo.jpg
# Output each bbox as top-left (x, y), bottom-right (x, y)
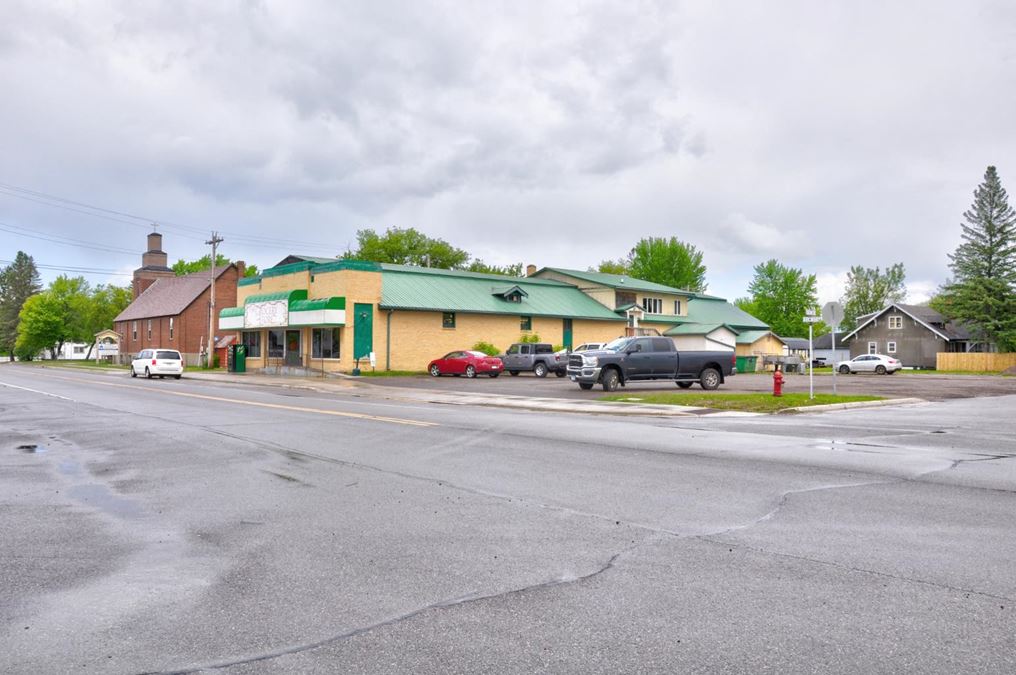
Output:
top-left (2, 364), bottom-right (1015, 673)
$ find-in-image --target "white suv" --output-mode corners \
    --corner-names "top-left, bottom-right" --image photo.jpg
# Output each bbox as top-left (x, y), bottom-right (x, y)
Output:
top-left (131, 349), bottom-right (184, 379)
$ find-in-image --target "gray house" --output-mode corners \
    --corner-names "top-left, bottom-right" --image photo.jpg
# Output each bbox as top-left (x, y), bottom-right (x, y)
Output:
top-left (841, 303), bottom-right (985, 369)
top-left (813, 331), bottom-right (850, 365)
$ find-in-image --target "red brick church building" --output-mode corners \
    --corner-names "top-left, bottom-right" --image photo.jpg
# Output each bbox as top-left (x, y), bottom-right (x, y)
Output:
top-left (114, 232), bottom-right (242, 365)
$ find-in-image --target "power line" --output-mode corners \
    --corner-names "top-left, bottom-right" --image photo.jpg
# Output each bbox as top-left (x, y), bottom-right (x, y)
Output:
top-left (0, 181), bottom-right (342, 251)
top-left (0, 259), bottom-right (133, 276)
top-left (0, 220), bottom-right (140, 255)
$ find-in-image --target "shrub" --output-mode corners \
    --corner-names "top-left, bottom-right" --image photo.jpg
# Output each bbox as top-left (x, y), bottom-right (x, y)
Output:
top-left (472, 341), bottom-right (501, 356)
top-left (552, 344), bottom-right (565, 352)
top-left (519, 334), bottom-right (541, 344)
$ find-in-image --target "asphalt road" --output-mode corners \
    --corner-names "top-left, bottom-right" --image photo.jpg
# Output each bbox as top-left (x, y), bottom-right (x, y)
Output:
top-left (364, 369), bottom-right (1016, 401)
top-left (2, 364), bottom-right (1015, 673)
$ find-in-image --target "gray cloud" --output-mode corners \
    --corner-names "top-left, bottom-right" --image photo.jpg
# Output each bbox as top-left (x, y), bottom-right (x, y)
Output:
top-left (1, 1), bottom-right (1015, 304)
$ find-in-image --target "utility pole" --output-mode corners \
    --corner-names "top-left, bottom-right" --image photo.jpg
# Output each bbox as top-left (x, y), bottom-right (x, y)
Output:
top-left (206, 232), bottom-right (223, 367)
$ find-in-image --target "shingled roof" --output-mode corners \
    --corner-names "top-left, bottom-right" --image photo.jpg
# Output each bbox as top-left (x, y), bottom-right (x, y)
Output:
top-left (115, 268), bottom-right (231, 322)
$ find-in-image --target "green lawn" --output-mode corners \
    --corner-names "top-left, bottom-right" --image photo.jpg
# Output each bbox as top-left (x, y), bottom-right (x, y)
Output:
top-left (896, 369), bottom-right (1012, 376)
top-left (598, 392), bottom-right (884, 413)
top-left (357, 369), bottom-right (427, 377)
top-left (29, 360), bottom-right (127, 371)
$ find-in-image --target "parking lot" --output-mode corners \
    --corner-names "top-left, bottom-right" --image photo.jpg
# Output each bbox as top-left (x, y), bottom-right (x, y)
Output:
top-left (363, 370), bottom-right (1016, 402)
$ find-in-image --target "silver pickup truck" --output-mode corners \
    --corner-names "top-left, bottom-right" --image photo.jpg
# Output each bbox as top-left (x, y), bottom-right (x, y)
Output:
top-left (501, 342), bottom-right (568, 377)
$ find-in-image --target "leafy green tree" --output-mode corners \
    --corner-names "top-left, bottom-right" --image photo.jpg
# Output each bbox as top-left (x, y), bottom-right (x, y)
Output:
top-left (742, 259), bottom-right (818, 337)
top-left (0, 251), bottom-right (42, 360)
top-left (626, 237), bottom-right (707, 292)
top-left (937, 166), bottom-right (1016, 350)
top-left (465, 260), bottom-right (524, 277)
top-left (594, 259), bottom-right (629, 275)
top-left (84, 285), bottom-right (132, 358)
top-left (841, 263), bottom-right (907, 327)
top-left (173, 254), bottom-right (259, 277)
top-left (344, 227), bottom-right (470, 269)
top-left (15, 276), bottom-right (92, 359)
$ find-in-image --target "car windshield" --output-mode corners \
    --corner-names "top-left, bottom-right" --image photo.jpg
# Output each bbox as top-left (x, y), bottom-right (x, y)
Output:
top-left (602, 338), bottom-right (633, 352)
top-left (156, 351), bottom-right (181, 360)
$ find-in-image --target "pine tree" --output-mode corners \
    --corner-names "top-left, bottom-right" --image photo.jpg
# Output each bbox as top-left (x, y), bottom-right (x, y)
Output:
top-left (0, 251), bottom-right (42, 360)
top-left (941, 166), bottom-right (1016, 350)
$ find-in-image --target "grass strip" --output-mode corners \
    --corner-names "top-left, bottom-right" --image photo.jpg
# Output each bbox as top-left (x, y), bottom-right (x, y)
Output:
top-left (598, 392), bottom-right (883, 413)
top-left (356, 370), bottom-right (427, 377)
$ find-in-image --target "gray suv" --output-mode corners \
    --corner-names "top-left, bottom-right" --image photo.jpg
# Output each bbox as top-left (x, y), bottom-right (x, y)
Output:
top-left (501, 342), bottom-right (567, 377)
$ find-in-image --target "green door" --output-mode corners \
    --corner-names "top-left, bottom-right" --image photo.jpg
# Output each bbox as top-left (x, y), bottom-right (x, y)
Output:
top-left (563, 319), bottom-right (573, 350)
top-left (353, 303), bottom-right (374, 360)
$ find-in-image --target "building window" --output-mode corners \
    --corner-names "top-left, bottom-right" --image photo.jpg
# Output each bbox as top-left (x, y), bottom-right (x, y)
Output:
top-left (674, 300), bottom-right (682, 315)
top-left (73, 345), bottom-right (85, 354)
top-left (312, 328), bottom-right (341, 359)
top-left (868, 341), bottom-right (877, 354)
top-left (642, 297), bottom-right (662, 314)
top-left (442, 312), bottom-right (456, 329)
top-left (242, 331), bottom-right (261, 358)
top-left (147, 319), bottom-right (152, 340)
top-left (887, 341), bottom-right (897, 354)
top-left (888, 316), bottom-right (903, 329)
top-left (520, 316), bottom-right (532, 331)
top-left (169, 317), bottom-right (174, 340)
top-left (268, 329), bottom-right (284, 358)
top-left (132, 321), bottom-right (137, 341)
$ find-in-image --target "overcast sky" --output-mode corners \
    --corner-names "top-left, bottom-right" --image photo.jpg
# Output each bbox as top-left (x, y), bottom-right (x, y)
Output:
top-left (3, 1), bottom-right (1015, 304)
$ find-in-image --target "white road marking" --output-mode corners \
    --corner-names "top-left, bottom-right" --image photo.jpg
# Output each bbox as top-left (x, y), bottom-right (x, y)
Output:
top-left (0, 380), bottom-right (73, 401)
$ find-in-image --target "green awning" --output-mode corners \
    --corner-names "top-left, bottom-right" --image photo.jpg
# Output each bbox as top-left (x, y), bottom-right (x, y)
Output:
top-left (244, 289), bottom-right (308, 305)
top-left (290, 297), bottom-right (345, 312)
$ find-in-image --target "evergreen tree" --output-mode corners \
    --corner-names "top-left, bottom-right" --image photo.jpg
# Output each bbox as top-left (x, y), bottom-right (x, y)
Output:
top-left (940, 166), bottom-right (1016, 349)
top-left (0, 251), bottom-right (42, 360)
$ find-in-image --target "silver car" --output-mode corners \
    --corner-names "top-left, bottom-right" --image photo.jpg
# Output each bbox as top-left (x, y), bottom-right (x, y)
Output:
top-left (836, 353), bottom-right (902, 375)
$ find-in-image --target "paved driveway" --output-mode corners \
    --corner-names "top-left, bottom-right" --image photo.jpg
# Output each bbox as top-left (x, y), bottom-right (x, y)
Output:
top-left (362, 370), bottom-right (1016, 402)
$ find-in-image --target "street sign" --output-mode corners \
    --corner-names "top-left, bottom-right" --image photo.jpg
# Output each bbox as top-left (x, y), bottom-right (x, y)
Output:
top-left (803, 316), bottom-right (822, 323)
top-left (822, 301), bottom-right (844, 328)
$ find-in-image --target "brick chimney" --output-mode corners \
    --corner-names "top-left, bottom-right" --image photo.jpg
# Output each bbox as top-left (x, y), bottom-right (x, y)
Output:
top-left (526, 264), bottom-right (537, 277)
top-left (234, 260), bottom-right (246, 278)
top-left (132, 229), bottom-right (175, 299)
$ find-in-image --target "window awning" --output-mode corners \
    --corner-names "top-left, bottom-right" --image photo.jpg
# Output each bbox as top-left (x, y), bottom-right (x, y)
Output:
top-left (218, 291), bottom-right (346, 329)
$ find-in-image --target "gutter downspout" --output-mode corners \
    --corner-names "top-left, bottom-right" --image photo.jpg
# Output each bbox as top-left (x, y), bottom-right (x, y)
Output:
top-left (386, 309), bottom-right (393, 371)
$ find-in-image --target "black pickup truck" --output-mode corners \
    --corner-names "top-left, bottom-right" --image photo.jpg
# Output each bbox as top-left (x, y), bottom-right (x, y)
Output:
top-left (566, 336), bottom-right (736, 391)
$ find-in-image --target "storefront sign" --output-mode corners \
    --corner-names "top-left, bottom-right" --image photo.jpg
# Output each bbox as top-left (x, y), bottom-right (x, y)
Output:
top-left (245, 300), bottom-right (288, 328)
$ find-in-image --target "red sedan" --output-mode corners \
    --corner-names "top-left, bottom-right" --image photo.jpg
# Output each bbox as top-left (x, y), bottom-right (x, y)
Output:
top-left (428, 351), bottom-right (503, 378)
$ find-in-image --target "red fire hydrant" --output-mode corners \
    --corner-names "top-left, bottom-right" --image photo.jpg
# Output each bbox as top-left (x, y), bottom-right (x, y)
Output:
top-left (773, 367), bottom-right (784, 397)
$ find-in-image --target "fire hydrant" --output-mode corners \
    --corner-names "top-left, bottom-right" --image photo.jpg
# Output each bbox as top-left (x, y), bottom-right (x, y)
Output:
top-left (772, 368), bottom-right (784, 397)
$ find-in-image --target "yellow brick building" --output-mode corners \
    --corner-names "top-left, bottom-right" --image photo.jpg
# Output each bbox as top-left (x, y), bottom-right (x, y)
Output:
top-left (219, 258), bottom-right (771, 374)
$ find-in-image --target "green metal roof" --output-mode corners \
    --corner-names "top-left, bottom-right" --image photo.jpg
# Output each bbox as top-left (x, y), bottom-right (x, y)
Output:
top-left (238, 276), bottom-right (261, 287)
top-left (683, 298), bottom-right (768, 330)
top-left (535, 267), bottom-right (706, 296)
top-left (244, 289), bottom-right (308, 305)
top-left (664, 323), bottom-right (740, 336)
top-left (291, 297), bottom-right (345, 312)
top-left (736, 329), bottom-right (783, 345)
top-left (219, 306), bottom-right (245, 318)
top-left (380, 268), bottom-right (623, 320)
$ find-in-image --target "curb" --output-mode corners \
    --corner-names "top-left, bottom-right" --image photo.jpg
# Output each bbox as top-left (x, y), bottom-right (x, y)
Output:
top-left (775, 397), bottom-right (927, 414)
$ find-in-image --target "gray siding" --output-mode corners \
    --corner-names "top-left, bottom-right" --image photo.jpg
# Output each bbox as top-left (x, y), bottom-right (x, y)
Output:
top-left (848, 313), bottom-right (946, 368)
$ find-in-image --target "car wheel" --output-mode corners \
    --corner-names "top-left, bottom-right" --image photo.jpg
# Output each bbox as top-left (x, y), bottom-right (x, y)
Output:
top-left (509, 370), bottom-right (519, 376)
top-left (677, 381), bottom-right (693, 389)
top-left (699, 367), bottom-right (720, 390)
top-left (534, 362), bottom-right (548, 378)
top-left (145, 367), bottom-right (152, 379)
top-left (579, 382), bottom-right (594, 390)
top-left (488, 372), bottom-right (500, 378)
top-left (429, 365), bottom-right (440, 377)
top-left (174, 375), bottom-right (181, 380)
top-left (839, 365), bottom-right (850, 374)
top-left (555, 370), bottom-right (566, 377)
top-left (130, 367), bottom-right (137, 378)
top-left (465, 365), bottom-right (476, 378)
top-left (601, 369), bottom-right (620, 392)
top-left (875, 365), bottom-right (886, 375)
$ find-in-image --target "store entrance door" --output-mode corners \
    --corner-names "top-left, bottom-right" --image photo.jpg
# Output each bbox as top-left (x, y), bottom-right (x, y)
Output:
top-left (285, 330), bottom-right (301, 366)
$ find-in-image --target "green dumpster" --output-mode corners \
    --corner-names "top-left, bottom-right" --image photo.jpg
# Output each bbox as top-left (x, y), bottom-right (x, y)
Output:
top-left (735, 355), bottom-right (757, 373)
top-left (234, 344), bottom-right (247, 373)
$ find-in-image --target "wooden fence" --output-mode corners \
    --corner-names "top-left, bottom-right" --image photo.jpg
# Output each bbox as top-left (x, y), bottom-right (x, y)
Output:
top-left (936, 352), bottom-right (1016, 372)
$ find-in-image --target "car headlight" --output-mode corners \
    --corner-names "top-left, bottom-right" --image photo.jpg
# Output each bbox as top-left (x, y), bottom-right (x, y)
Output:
top-left (583, 355), bottom-right (598, 367)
